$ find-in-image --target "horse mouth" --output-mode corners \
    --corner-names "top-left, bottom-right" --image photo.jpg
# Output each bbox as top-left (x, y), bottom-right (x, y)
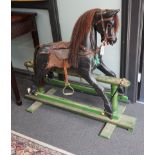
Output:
top-left (109, 40), bottom-right (114, 45)
top-left (101, 37), bottom-right (117, 46)
top-left (107, 38), bottom-right (117, 45)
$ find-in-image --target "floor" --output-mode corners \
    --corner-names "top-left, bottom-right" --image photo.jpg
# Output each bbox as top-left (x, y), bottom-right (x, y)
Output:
top-left (12, 74), bottom-right (144, 155)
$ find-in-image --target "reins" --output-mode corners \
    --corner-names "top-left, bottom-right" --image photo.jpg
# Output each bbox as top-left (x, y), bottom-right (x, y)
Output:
top-left (95, 10), bottom-right (114, 44)
top-left (95, 17), bottom-right (113, 26)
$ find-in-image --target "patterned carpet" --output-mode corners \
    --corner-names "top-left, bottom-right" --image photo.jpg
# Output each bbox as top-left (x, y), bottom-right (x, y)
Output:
top-left (11, 131), bottom-right (74, 155)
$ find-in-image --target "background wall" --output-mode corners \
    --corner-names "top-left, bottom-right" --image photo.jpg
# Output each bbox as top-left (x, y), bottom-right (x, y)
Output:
top-left (12, 0), bottom-right (122, 78)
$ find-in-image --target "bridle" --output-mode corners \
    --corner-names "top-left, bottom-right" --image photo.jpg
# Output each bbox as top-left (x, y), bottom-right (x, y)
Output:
top-left (95, 10), bottom-right (115, 45)
top-left (79, 10), bottom-right (116, 56)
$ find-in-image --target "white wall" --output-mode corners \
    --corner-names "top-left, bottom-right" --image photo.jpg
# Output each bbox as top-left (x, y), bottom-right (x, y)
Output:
top-left (57, 0), bottom-right (122, 76)
top-left (11, 8), bottom-right (53, 69)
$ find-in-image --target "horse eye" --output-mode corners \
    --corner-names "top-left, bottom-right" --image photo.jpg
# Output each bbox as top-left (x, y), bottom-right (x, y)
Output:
top-left (107, 24), bottom-right (112, 28)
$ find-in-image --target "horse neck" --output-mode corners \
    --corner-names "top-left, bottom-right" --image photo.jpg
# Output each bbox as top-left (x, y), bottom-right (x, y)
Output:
top-left (83, 28), bottom-right (97, 50)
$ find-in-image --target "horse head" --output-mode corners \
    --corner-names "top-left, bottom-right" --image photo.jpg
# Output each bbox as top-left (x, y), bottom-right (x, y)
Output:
top-left (69, 8), bottom-right (120, 67)
top-left (94, 9), bottom-right (120, 45)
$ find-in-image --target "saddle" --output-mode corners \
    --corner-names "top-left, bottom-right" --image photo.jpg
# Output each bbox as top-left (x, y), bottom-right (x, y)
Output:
top-left (46, 41), bottom-right (74, 95)
top-left (50, 41), bottom-right (70, 60)
top-left (45, 41), bottom-right (71, 69)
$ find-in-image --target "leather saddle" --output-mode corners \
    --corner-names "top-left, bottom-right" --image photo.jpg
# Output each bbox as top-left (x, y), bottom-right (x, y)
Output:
top-left (50, 41), bottom-right (70, 60)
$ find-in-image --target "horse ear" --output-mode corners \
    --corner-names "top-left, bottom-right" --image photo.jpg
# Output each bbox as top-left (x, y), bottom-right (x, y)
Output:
top-left (103, 9), bottom-right (120, 18)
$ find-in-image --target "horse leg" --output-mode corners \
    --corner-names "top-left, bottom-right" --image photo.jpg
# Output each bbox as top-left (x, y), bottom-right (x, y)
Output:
top-left (97, 62), bottom-right (124, 94)
top-left (31, 53), bottom-right (49, 94)
top-left (97, 61), bottom-right (116, 77)
top-left (78, 68), bottom-right (112, 117)
top-left (31, 68), bottom-right (49, 94)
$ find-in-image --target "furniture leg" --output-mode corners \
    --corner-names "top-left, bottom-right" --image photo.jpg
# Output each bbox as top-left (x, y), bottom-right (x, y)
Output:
top-left (11, 64), bottom-right (22, 105)
top-left (31, 30), bottom-right (39, 48)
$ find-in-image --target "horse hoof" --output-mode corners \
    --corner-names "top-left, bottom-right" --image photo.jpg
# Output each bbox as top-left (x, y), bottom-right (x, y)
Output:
top-left (104, 110), bottom-right (112, 119)
top-left (27, 85), bottom-right (37, 95)
top-left (16, 100), bottom-right (22, 106)
top-left (118, 86), bottom-right (124, 94)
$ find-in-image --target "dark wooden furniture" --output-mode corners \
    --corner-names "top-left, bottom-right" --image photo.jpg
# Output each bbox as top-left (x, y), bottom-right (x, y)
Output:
top-left (11, 0), bottom-right (62, 42)
top-left (11, 11), bottom-right (39, 105)
top-left (11, 12), bottom-right (39, 46)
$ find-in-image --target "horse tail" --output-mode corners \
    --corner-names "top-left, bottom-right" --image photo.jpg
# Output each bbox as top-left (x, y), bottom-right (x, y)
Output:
top-left (33, 45), bottom-right (49, 86)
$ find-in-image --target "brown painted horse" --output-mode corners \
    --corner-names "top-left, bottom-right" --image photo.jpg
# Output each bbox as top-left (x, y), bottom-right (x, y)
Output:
top-left (32, 8), bottom-right (120, 117)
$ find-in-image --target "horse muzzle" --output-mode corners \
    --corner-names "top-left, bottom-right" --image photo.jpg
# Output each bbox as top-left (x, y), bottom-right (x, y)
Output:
top-left (108, 37), bottom-right (117, 45)
top-left (101, 36), bottom-right (117, 45)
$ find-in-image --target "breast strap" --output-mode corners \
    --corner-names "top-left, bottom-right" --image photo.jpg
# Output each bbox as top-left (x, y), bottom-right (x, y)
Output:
top-left (79, 45), bottom-right (101, 56)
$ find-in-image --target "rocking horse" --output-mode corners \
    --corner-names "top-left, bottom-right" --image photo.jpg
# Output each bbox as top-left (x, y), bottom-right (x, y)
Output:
top-left (31, 8), bottom-right (121, 117)
top-left (25, 8), bottom-right (136, 139)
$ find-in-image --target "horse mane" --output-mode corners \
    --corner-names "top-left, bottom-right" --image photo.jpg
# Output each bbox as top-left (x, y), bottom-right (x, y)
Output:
top-left (69, 8), bottom-right (119, 68)
top-left (69, 8), bottom-right (101, 67)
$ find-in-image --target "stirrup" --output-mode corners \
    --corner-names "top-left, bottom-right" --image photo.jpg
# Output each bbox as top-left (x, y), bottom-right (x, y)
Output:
top-left (63, 83), bottom-right (74, 96)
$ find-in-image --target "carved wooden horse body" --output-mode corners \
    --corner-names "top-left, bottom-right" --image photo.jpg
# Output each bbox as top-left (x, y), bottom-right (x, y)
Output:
top-left (33, 8), bottom-right (120, 117)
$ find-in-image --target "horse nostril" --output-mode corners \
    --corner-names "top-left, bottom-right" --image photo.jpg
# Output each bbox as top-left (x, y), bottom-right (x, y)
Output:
top-left (113, 38), bottom-right (117, 43)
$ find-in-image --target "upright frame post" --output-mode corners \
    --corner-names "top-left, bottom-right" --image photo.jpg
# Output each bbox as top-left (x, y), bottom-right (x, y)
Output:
top-left (111, 85), bottom-right (119, 119)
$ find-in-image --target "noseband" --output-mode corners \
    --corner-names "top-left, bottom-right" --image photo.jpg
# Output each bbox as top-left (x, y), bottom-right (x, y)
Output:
top-left (95, 10), bottom-right (114, 44)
